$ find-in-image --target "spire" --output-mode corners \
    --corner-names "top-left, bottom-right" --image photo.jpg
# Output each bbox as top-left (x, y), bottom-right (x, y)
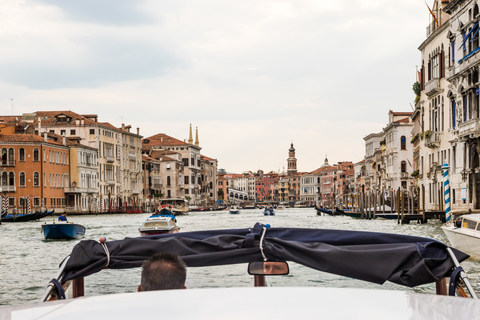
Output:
top-left (188, 124), bottom-right (193, 144)
top-left (195, 126), bottom-right (199, 146)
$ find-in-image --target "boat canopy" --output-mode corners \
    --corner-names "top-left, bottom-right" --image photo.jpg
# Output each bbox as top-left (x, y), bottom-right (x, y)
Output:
top-left (61, 223), bottom-right (468, 288)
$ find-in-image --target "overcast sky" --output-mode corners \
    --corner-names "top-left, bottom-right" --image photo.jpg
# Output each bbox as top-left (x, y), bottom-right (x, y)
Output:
top-left (0, 0), bottom-right (428, 173)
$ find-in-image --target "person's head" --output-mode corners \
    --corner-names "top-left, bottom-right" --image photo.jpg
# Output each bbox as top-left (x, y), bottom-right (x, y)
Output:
top-left (139, 252), bottom-right (187, 291)
top-left (62, 213), bottom-right (66, 216)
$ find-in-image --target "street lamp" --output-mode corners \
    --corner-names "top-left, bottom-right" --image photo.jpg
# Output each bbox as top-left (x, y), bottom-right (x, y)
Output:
top-left (461, 168), bottom-right (468, 182)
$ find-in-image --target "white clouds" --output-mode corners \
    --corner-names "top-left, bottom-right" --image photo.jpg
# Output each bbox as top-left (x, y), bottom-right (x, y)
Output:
top-left (0, 0), bottom-right (429, 172)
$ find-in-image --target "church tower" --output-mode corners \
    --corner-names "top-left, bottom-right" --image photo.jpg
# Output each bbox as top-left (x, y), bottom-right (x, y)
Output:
top-left (287, 143), bottom-right (297, 176)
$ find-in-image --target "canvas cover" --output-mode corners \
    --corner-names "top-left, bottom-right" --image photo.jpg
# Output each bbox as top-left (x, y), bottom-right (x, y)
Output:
top-left (61, 223), bottom-right (468, 288)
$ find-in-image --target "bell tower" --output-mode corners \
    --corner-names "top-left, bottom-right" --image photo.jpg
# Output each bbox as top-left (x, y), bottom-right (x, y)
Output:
top-left (287, 143), bottom-right (297, 176)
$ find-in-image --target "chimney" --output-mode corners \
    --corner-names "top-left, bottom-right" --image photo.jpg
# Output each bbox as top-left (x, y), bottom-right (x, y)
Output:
top-left (44, 132), bottom-right (47, 142)
top-left (81, 119), bottom-right (84, 125)
top-left (75, 120), bottom-right (80, 125)
top-left (122, 123), bottom-right (125, 131)
top-left (63, 136), bottom-right (66, 146)
top-left (161, 137), bottom-right (163, 143)
top-left (137, 127), bottom-right (140, 135)
top-left (37, 117), bottom-right (41, 136)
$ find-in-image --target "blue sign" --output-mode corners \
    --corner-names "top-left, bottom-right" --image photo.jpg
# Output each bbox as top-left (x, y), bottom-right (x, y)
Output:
top-left (476, 88), bottom-right (479, 96)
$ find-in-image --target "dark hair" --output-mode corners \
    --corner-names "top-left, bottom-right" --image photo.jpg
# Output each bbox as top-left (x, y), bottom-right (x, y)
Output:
top-left (141, 252), bottom-right (187, 291)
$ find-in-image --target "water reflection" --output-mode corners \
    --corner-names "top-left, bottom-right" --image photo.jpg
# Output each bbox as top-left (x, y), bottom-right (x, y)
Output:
top-left (1, 208), bottom-right (479, 306)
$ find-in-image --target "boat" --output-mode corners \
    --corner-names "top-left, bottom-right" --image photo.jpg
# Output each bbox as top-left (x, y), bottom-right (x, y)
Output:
top-left (293, 201), bottom-right (308, 208)
top-left (23, 222), bottom-right (479, 318)
top-left (442, 213), bottom-right (480, 260)
top-left (229, 205), bottom-right (240, 214)
top-left (1, 209), bottom-right (54, 222)
top-left (335, 208), bottom-right (361, 219)
top-left (314, 206), bottom-right (338, 216)
top-left (263, 207), bottom-right (275, 216)
top-left (41, 221), bottom-right (86, 240)
top-left (375, 212), bottom-right (400, 220)
top-left (138, 210), bottom-right (180, 236)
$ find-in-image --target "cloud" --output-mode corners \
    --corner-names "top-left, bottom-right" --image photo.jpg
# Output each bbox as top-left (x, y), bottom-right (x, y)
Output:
top-left (33, 0), bottom-right (153, 25)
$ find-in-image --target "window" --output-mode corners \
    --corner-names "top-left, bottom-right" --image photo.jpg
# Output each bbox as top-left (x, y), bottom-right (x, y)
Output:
top-left (452, 100), bottom-right (456, 129)
top-left (70, 129), bottom-right (76, 135)
top-left (34, 198), bottom-right (40, 206)
top-left (19, 148), bottom-right (25, 161)
top-left (19, 172), bottom-right (25, 187)
top-left (90, 129), bottom-right (95, 135)
top-left (401, 161), bottom-right (406, 173)
top-left (9, 172), bottom-right (14, 186)
top-left (33, 148), bottom-right (39, 161)
top-left (167, 176), bottom-right (171, 186)
top-left (184, 176), bottom-right (189, 184)
top-left (33, 172), bottom-right (39, 186)
top-left (400, 136), bottom-right (406, 150)
top-left (61, 130), bottom-right (66, 135)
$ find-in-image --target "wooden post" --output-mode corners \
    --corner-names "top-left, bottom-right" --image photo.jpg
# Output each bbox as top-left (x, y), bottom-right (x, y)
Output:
top-left (396, 188), bottom-right (401, 224)
top-left (435, 278), bottom-right (447, 296)
top-left (422, 185), bottom-right (426, 223)
top-left (373, 191), bottom-right (377, 218)
top-left (72, 277), bottom-right (85, 298)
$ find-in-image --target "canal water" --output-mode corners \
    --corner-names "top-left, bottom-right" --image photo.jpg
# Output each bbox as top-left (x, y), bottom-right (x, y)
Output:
top-left (1, 207), bottom-right (480, 306)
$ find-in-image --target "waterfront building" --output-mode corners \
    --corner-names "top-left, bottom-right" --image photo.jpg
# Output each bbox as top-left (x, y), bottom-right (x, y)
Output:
top-left (354, 160), bottom-right (367, 192)
top-left (217, 170), bottom-right (240, 205)
top-left (335, 161), bottom-right (354, 196)
top-left (230, 171), bottom-right (258, 202)
top-left (141, 154), bottom-right (162, 209)
top-left (300, 168), bottom-right (322, 206)
top-left (255, 172), bottom-right (279, 202)
top-left (440, 0), bottom-right (480, 210)
top-left (142, 126), bottom-right (203, 205)
top-left (65, 137), bottom-right (99, 213)
top-left (382, 111), bottom-right (414, 191)
top-left (33, 111), bottom-right (142, 212)
top-left (277, 177), bottom-right (290, 202)
top-left (117, 124), bottom-right (144, 209)
top-left (414, 0), bottom-right (461, 211)
top-left (0, 133), bottom-right (69, 213)
top-left (363, 132), bottom-right (383, 191)
top-left (200, 155), bottom-right (218, 207)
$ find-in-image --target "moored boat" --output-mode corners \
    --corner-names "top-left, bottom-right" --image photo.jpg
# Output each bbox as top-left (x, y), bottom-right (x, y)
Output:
top-left (442, 213), bottom-right (480, 260)
top-left (336, 208), bottom-right (361, 219)
top-left (41, 221), bottom-right (86, 240)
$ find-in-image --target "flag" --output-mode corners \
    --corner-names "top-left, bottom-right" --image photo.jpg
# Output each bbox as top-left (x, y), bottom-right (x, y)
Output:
top-left (425, 1), bottom-right (439, 28)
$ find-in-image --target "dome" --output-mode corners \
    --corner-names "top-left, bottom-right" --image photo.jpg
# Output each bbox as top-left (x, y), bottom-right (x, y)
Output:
top-left (289, 143), bottom-right (295, 152)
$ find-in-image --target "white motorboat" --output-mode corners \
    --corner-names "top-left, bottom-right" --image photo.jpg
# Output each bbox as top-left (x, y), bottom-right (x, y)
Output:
top-left (138, 212), bottom-right (180, 236)
top-left (3, 223), bottom-right (478, 319)
top-left (229, 206), bottom-right (240, 214)
top-left (442, 213), bottom-right (480, 260)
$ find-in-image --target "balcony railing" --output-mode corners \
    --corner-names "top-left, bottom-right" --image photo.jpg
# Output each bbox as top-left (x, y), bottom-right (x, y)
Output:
top-left (425, 78), bottom-right (441, 97)
top-left (106, 155), bottom-right (115, 163)
top-left (0, 185), bottom-right (16, 192)
top-left (1, 159), bottom-right (16, 167)
top-left (425, 131), bottom-right (441, 149)
top-left (400, 172), bottom-right (409, 179)
top-left (458, 118), bottom-right (480, 139)
top-left (131, 188), bottom-right (141, 195)
top-left (128, 152), bottom-right (136, 160)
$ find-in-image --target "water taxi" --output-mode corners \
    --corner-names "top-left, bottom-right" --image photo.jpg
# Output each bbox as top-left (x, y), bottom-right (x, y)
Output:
top-left (1, 223), bottom-right (478, 318)
top-left (41, 221), bottom-right (86, 240)
top-left (442, 213), bottom-right (480, 260)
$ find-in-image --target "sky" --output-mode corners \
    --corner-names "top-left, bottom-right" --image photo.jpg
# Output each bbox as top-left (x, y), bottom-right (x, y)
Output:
top-left (0, 0), bottom-right (429, 173)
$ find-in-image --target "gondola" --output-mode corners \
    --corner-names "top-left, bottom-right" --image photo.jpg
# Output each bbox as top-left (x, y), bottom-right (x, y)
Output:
top-left (1, 209), bottom-right (54, 222)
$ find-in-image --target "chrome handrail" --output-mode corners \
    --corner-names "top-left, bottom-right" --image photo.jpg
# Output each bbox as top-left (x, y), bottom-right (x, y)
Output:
top-left (40, 256), bottom-right (71, 302)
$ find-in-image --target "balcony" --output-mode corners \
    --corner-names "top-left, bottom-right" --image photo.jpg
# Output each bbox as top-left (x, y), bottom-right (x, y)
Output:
top-left (131, 188), bottom-right (141, 195)
top-left (0, 185), bottom-right (16, 192)
top-left (128, 152), bottom-right (136, 160)
top-left (106, 155), bottom-right (115, 163)
top-left (1, 159), bottom-right (16, 167)
top-left (458, 118), bottom-right (480, 139)
top-left (153, 183), bottom-right (162, 189)
top-left (424, 131), bottom-right (441, 149)
top-left (65, 187), bottom-right (85, 194)
top-left (107, 179), bottom-right (115, 185)
top-left (425, 78), bottom-right (441, 97)
top-left (400, 172), bottom-right (409, 179)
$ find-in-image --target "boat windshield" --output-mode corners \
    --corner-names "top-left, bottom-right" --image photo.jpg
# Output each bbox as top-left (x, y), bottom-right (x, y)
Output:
top-left (144, 221), bottom-right (170, 228)
top-left (463, 218), bottom-right (478, 230)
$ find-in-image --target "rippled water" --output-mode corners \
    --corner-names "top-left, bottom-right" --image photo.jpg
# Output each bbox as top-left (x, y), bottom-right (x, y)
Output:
top-left (1, 208), bottom-right (479, 306)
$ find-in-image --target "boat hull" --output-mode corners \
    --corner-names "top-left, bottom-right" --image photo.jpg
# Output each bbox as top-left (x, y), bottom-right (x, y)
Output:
top-left (442, 225), bottom-right (480, 260)
top-left (42, 222), bottom-right (86, 240)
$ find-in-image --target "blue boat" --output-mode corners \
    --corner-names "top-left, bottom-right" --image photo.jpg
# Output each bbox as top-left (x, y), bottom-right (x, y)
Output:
top-left (41, 221), bottom-right (86, 240)
top-left (263, 207), bottom-right (275, 216)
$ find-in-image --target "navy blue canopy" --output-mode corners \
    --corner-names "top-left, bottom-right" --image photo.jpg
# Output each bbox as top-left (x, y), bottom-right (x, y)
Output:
top-left (62, 223), bottom-right (468, 288)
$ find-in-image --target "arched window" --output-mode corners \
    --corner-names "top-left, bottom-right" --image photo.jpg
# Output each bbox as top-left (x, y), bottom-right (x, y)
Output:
top-left (1, 172), bottom-right (7, 186)
top-left (8, 148), bottom-right (14, 163)
top-left (33, 172), bottom-right (39, 186)
top-left (400, 136), bottom-right (406, 150)
top-left (9, 172), bottom-right (14, 186)
top-left (19, 148), bottom-right (25, 161)
top-left (19, 172), bottom-right (25, 187)
top-left (1, 148), bottom-right (6, 164)
top-left (167, 176), bottom-right (171, 186)
top-left (33, 148), bottom-right (39, 161)
top-left (401, 161), bottom-right (406, 173)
